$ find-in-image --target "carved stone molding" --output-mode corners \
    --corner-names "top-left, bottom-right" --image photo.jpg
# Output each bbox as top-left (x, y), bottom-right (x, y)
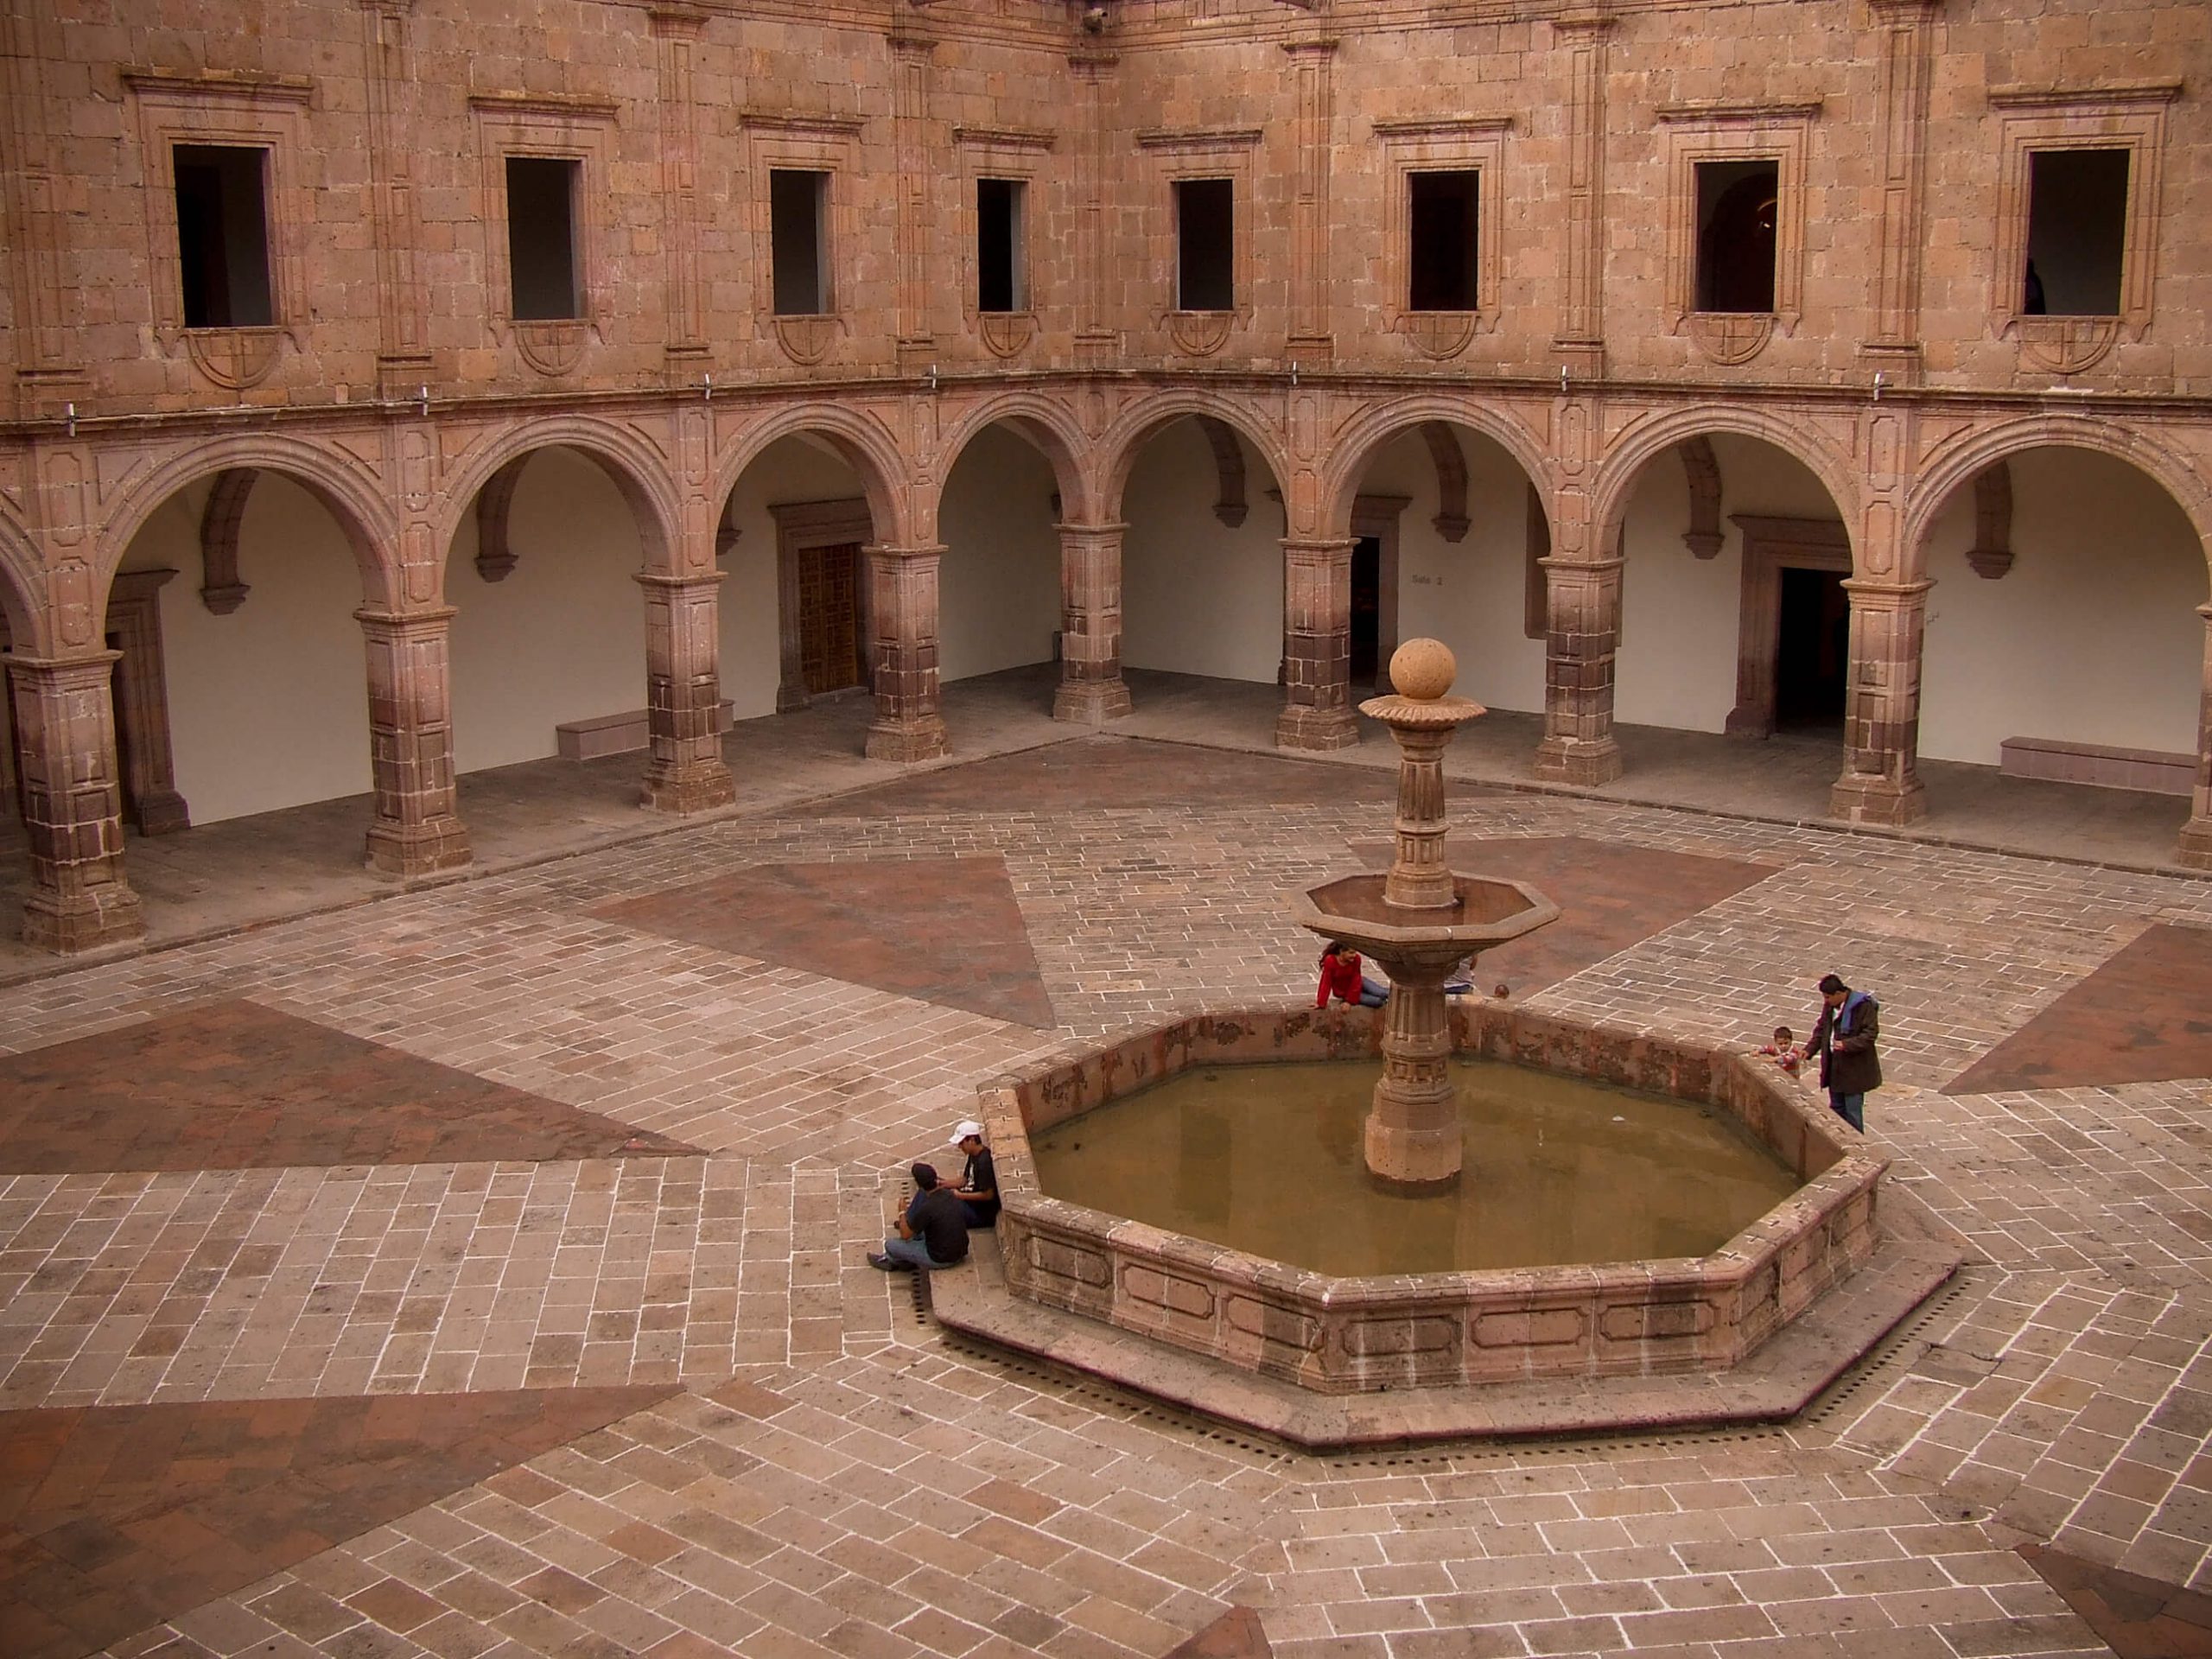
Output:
top-left (103, 569), bottom-right (190, 835)
top-left (1196, 416), bottom-right (1249, 528)
top-left (772, 315), bottom-right (845, 366)
top-left (1679, 435), bottom-right (1724, 558)
top-left (198, 469), bottom-right (256, 613)
top-left (976, 313), bottom-right (1037, 359)
top-left (1164, 312), bottom-right (1233, 357)
top-left (1966, 462), bottom-right (2014, 579)
top-left (183, 327), bottom-right (284, 391)
top-left (1138, 127), bottom-right (1260, 335)
top-left (512, 320), bottom-right (590, 378)
top-left (1663, 102), bottom-right (1816, 365)
top-left (474, 457), bottom-right (527, 582)
top-left (1723, 513), bottom-right (1851, 738)
top-left (1375, 115), bottom-right (1510, 358)
top-left (2010, 316), bottom-right (2121, 375)
top-left (1421, 423), bottom-right (1469, 543)
top-left (471, 93), bottom-right (615, 370)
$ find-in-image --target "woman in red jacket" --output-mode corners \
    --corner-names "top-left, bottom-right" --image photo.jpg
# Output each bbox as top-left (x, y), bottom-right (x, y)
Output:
top-left (1316, 940), bottom-right (1389, 1008)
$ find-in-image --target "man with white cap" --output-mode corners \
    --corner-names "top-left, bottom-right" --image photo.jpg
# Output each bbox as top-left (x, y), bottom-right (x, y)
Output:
top-left (948, 1120), bottom-right (1000, 1227)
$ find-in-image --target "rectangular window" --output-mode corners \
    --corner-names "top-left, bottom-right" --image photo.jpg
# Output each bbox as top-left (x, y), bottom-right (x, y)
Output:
top-left (770, 168), bottom-right (831, 315)
top-left (2024, 149), bottom-right (2128, 315)
top-left (505, 156), bottom-right (582, 321)
top-left (1408, 170), bottom-right (1479, 312)
top-left (976, 177), bottom-right (1026, 314)
top-left (173, 143), bottom-right (274, 327)
top-left (1175, 176), bottom-right (1235, 312)
top-left (1694, 158), bottom-right (1779, 313)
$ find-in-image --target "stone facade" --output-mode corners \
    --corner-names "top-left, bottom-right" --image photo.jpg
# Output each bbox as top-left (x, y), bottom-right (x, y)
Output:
top-left (2, 0), bottom-right (2209, 950)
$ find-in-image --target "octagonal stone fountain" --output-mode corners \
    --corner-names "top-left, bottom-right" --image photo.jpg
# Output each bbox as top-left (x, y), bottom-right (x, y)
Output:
top-left (930, 641), bottom-right (1960, 1445)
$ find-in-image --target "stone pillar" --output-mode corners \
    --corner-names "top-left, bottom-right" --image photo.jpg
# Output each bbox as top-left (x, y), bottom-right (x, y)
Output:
top-left (9, 651), bottom-right (143, 952)
top-left (359, 0), bottom-right (432, 394)
top-left (1549, 7), bottom-right (1614, 375)
top-left (1860, 0), bottom-right (1940, 375)
top-left (1276, 537), bottom-right (1359, 751)
top-left (652, 3), bottom-right (709, 370)
top-left (1054, 520), bottom-right (1133, 726)
top-left (1366, 953), bottom-right (1463, 1192)
top-left (357, 607), bottom-right (472, 876)
top-left (1068, 48), bottom-right (1119, 364)
top-left (1282, 35), bottom-right (1337, 360)
top-left (639, 572), bottom-right (735, 812)
top-left (1828, 578), bottom-right (1931, 826)
top-left (865, 544), bottom-right (950, 762)
top-left (1532, 554), bottom-right (1624, 785)
top-left (2177, 603), bottom-right (2212, 871)
top-left (888, 29), bottom-right (938, 365)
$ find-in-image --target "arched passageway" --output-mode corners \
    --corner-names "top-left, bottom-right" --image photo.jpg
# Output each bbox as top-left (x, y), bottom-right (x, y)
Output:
top-left (936, 423), bottom-right (1063, 702)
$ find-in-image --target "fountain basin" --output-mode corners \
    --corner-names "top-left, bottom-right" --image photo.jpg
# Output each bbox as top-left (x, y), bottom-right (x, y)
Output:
top-left (1296, 872), bottom-right (1560, 957)
top-left (975, 1002), bottom-right (1886, 1395)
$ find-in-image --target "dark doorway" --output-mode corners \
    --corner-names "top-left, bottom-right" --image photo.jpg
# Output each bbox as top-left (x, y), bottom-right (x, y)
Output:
top-left (1774, 566), bottom-right (1847, 729)
top-left (797, 541), bottom-right (867, 696)
top-left (1350, 535), bottom-right (1382, 687)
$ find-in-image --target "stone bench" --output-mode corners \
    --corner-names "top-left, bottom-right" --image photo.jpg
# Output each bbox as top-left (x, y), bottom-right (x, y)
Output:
top-left (555, 703), bottom-right (733, 761)
top-left (1999, 735), bottom-right (2195, 797)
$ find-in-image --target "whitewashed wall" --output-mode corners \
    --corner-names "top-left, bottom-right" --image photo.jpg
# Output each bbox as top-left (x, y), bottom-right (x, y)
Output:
top-left (1920, 447), bottom-right (2206, 764)
top-left (716, 435), bottom-right (871, 717)
top-left (939, 424), bottom-right (1060, 681)
top-left (1122, 419), bottom-right (1285, 682)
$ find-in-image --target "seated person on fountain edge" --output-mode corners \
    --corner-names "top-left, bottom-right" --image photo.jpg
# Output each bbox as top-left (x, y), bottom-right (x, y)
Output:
top-left (1317, 940), bottom-right (1389, 1008)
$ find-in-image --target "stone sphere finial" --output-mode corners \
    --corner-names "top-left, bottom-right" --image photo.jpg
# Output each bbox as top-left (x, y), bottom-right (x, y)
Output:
top-left (1389, 638), bottom-right (1457, 702)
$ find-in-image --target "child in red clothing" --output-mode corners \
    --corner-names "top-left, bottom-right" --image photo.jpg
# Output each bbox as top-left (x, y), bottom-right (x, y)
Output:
top-left (1756, 1025), bottom-right (1803, 1074)
top-left (1316, 940), bottom-right (1389, 1008)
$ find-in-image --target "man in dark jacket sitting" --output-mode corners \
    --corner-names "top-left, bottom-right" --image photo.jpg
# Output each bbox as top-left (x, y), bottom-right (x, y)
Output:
top-left (1807, 972), bottom-right (1881, 1133)
top-left (868, 1163), bottom-right (971, 1270)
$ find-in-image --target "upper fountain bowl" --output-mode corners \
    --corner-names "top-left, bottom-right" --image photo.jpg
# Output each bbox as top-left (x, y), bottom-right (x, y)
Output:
top-left (1296, 873), bottom-right (1559, 962)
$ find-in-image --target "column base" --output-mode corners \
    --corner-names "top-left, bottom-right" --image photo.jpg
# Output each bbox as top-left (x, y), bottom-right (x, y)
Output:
top-left (1363, 1112), bottom-right (1463, 1192)
top-left (365, 817), bottom-right (474, 879)
top-left (2176, 816), bottom-right (2212, 872)
top-left (1532, 735), bottom-right (1623, 786)
top-left (21, 884), bottom-right (145, 955)
top-left (640, 760), bottom-right (735, 815)
top-left (1828, 772), bottom-right (1927, 827)
top-left (866, 715), bottom-right (950, 764)
top-left (1053, 677), bottom-right (1133, 727)
top-left (133, 790), bottom-right (192, 836)
top-left (1275, 706), bottom-right (1360, 752)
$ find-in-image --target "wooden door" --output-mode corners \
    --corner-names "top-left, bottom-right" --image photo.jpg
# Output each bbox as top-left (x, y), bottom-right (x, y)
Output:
top-left (797, 541), bottom-right (865, 696)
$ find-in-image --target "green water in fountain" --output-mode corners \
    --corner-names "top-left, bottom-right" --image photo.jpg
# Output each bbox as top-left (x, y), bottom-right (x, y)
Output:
top-left (1028, 1057), bottom-right (1801, 1276)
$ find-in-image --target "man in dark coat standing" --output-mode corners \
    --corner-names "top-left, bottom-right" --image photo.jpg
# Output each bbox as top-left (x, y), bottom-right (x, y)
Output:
top-left (1807, 972), bottom-right (1881, 1133)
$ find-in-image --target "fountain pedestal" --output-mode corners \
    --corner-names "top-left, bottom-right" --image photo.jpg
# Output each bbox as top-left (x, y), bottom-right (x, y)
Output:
top-left (1298, 639), bottom-right (1558, 1191)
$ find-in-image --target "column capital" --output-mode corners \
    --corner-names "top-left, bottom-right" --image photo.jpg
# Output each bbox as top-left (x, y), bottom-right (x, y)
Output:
top-left (635, 569), bottom-right (728, 592)
top-left (866, 542), bottom-right (949, 562)
top-left (353, 605), bottom-right (458, 631)
top-left (3, 648), bottom-right (124, 676)
top-left (1837, 577), bottom-right (1936, 601)
top-left (1536, 554), bottom-right (1626, 576)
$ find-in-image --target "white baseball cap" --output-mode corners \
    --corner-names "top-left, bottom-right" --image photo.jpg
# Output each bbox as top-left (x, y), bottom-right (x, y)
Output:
top-left (950, 1120), bottom-right (986, 1144)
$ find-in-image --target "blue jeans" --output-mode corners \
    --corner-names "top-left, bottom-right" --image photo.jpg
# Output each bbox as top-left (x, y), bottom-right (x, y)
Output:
top-left (881, 1236), bottom-right (953, 1268)
top-left (1829, 1091), bottom-right (1865, 1133)
top-left (1358, 977), bottom-right (1389, 1007)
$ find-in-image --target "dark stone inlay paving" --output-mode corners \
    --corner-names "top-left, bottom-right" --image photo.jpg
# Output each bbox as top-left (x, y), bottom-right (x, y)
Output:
top-left (595, 855), bottom-right (1058, 1027)
top-left (1351, 834), bottom-right (1781, 996)
top-left (2020, 1542), bottom-right (2212, 1658)
top-left (1944, 923), bottom-right (2212, 1095)
top-left (0, 1001), bottom-right (702, 1174)
top-left (0, 1385), bottom-right (680, 1659)
top-left (830, 734), bottom-right (1402, 816)
top-left (1164, 1605), bottom-right (1274, 1658)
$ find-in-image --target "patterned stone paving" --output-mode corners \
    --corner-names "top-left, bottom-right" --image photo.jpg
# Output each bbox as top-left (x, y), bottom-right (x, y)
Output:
top-left (0, 1386), bottom-right (675, 1659)
top-left (594, 855), bottom-right (1060, 1028)
top-left (1347, 836), bottom-right (1780, 998)
top-left (1943, 925), bottom-right (2212, 1096)
top-left (0, 734), bottom-right (2209, 1657)
top-left (0, 1001), bottom-right (702, 1174)
top-left (2023, 1543), bottom-right (2212, 1657)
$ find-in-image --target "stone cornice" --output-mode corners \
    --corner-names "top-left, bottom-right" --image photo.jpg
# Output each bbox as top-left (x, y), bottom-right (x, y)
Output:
top-left (951, 126), bottom-right (1056, 152)
top-left (466, 90), bottom-right (620, 120)
top-left (1370, 115), bottom-right (1516, 141)
top-left (120, 67), bottom-right (314, 104)
top-left (1986, 79), bottom-right (2183, 109)
top-left (1135, 127), bottom-right (1263, 152)
top-left (737, 111), bottom-right (866, 137)
top-left (1655, 98), bottom-right (1822, 124)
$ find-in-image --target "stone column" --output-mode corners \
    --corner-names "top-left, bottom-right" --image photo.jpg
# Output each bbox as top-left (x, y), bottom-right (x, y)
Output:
top-left (639, 572), bottom-right (735, 812)
top-left (359, 0), bottom-right (432, 394)
top-left (2177, 603), bottom-right (2212, 871)
top-left (1054, 520), bottom-right (1133, 725)
top-left (357, 607), bottom-right (472, 876)
top-left (865, 544), bottom-right (950, 762)
top-left (1276, 537), bottom-right (1359, 751)
top-left (1549, 7), bottom-right (1614, 375)
top-left (1282, 35), bottom-right (1337, 361)
top-left (652, 3), bottom-right (709, 370)
top-left (1860, 0), bottom-right (1940, 375)
top-left (1532, 553), bottom-right (1624, 785)
top-left (1828, 578), bottom-right (1931, 825)
top-left (1068, 48), bottom-right (1119, 365)
top-left (9, 651), bottom-right (143, 952)
top-left (888, 29), bottom-right (938, 366)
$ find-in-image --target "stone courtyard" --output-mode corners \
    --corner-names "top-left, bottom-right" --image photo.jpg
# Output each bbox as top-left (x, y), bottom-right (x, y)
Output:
top-left (3, 721), bottom-right (2212, 1659)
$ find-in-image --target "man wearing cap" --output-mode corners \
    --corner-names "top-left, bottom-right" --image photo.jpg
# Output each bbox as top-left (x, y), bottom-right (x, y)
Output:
top-left (869, 1163), bottom-right (971, 1271)
top-left (1806, 973), bottom-right (1881, 1133)
top-left (948, 1121), bottom-right (1000, 1227)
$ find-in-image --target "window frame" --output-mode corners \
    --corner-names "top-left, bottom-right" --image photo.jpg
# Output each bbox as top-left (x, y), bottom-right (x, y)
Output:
top-left (471, 92), bottom-right (617, 375)
top-left (741, 112), bottom-right (863, 365)
top-left (952, 124), bottom-right (1054, 356)
top-left (1135, 126), bottom-right (1260, 356)
top-left (1373, 116), bottom-right (1510, 360)
top-left (1658, 99), bottom-right (1819, 365)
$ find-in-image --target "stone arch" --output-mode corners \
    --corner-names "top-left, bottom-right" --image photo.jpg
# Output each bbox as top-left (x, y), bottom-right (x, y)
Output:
top-left (935, 391), bottom-right (1100, 526)
top-left (93, 433), bottom-right (402, 613)
top-left (709, 403), bottom-right (912, 550)
top-left (433, 415), bottom-right (683, 582)
top-left (1906, 416), bottom-right (2212, 583)
top-left (0, 502), bottom-right (41, 652)
top-left (1587, 405), bottom-right (1861, 565)
top-left (1313, 396), bottom-right (1554, 543)
top-left (1097, 391), bottom-right (1290, 526)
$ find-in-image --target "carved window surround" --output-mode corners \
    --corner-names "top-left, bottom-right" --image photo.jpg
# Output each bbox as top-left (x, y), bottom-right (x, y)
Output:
top-left (1723, 513), bottom-right (1851, 738)
top-left (1371, 116), bottom-right (1512, 361)
top-left (1659, 99), bottom-right (1821, 366)
top-left (952, 125), bottom-right (1055, 360)
top-left (125, 68), bottom-right (313, 391)
top-left (767, 497), bottom-right (874, 711)
top-left (742, 112), bottom-right (863, 366)
top-left (470, 92), bottom-right (619, 378)
top-left (1135, 127), bottom-right (1261, 357)
top-left (1987, 80), bottom-right (2177, 375)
